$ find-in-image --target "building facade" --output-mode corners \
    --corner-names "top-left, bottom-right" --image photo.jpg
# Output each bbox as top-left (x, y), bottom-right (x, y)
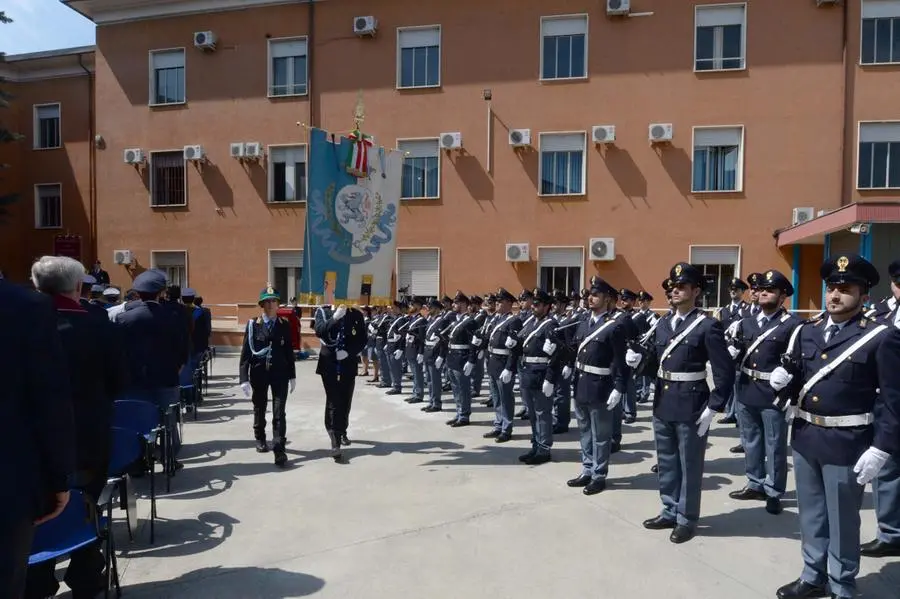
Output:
top-left (7, 0), bottom-right (900, 312)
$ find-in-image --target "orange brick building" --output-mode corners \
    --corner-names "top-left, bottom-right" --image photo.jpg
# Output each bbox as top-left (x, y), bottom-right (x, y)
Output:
top-left (5, 0), bottom-right (900, 318)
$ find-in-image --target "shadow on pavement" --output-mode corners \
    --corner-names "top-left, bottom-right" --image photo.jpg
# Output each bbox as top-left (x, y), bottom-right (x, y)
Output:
top-left (696, 506), bottom-right (801, 540)
top-left (116, 566), bottom-right (326, 598)
top-left (858, 560), bottom-right (900, 597)
top-left (120, 511), bottom-right (240, 559)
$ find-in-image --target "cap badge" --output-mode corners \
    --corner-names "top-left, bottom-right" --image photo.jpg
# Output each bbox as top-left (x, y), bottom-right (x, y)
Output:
top-left (266, 286), bottom-right (275, 295)
top-left (766, 271), bottom-right (773, 281)
top-left (837, 256), bottom-right (849, 273)
top-left (675, 264), bottom-right (683, 276)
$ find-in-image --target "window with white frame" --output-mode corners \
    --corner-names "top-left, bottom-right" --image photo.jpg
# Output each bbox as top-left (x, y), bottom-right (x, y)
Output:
top-left (694, 4), bottom-right (746, 71)
top-left (270, 249), bottom-right (304, 301)
top-left (34, 104), bottom-right (61, 149)
top-left (861, 1), bottom-right (900, 64)
top-left (539, 133), bottom-right (585, 196)
top-left (692, 127), bottom-right (743, 192)
top-left (538, 247), bottom-right (583, 294)
top-left (399, 139), bottom-right (440, 199)
top-left (858, 122), bottom-right (900, 189)
top-left (397, 26), bottom-right (441, 88)
top-left (34, 184), bottom-right (61, 229)
top-left (269, 38), bottom-right (308, 96)
top-left (150, 49), bottom-right (185, 105)
top-left (690, 245), bottom-right (740, 309)
top-left (269, 146), bottom-right (307, 202)
top-left (151, 251), bottom-right (187, 287)
top-left (540, 15), bottom-right (588, 80)
top-left (150, 151), bottom-right (187, 207)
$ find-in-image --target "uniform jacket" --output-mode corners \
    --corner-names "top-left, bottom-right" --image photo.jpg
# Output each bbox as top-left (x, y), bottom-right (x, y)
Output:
top-left (514, 314), bottom-right (561, 388)
top-left (631, 309), bottom-right (655, 336)
top-left (403, 313), bottom-right (427, 359)
top-left (647, 309), bottom-right (734, 422)
top-left (553, 310), bottom-right (583, 367)
top-left (239, 315), bottom-right (296, 383)
top-left (734, 309), bottom-right (802, 408)
top-left (314, 307), bottom-right (367, 377)
top-left (716, 301), bottom-right (751, 329)
top-left (865, 297), bottom-right (896, 321)
top-left (117, 300), bottom-right (187, 388)
top-left (385, 314), bottom-right (408, 353)
top-left (486, 312), bottom-right (523, 378)
top-left (373, 313), bottom-right (394, 347)
top-left (786, 314), bottom-right (891, 465)
top-left (162, 299), bottom-right (193, 358)
top-left (876, 327), bottom-right (900, 456)
top-left (423, 314), bottom-right (449, 364)
top-left (191, 305), bottom-right (212, 353)
top-left (572, 311), bottom-right (627, 404)
top-left (445, 312), bottom-right (478, 371)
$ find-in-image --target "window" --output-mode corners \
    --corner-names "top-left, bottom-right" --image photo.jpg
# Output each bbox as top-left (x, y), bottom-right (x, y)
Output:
top-left (858, 122), bottom-right (900, 189)
top-left (34, 184), bottom-right (61, 229)
top-left (150, 151), bottom-right (187, 207)
top-left (397, 248), bottom-right (440, 296)
top-left (269, 38), bottom-right (308, 96)
top-left (692, 126), bottom-right (743, 192)
top-left (861, 1), bottom-right (900, 64)
top-left (690, 245), bottom-right (740, 309)
top-left (398, 139), bottom-right (440, 199)
top-left (397, 26), bottom-right (441, 88)
top-left (269, 146), bottom-right (307, 202)
top-left (694, 4), bottom-right (746, 71)
top-left (150, 49), bottom-right (185, 105)
top-left (33, 104), bottom-right (60, 149)
top-left (538, 247), bottom-right (584, 293)
top-left (540, 15), bottom-right (588, 80)
top-left (539, 132), bottom-right (585, 196)
top-left (151, 251), bottom-right (187, 287)
top-left (270, 250), bottom-right (304, 300)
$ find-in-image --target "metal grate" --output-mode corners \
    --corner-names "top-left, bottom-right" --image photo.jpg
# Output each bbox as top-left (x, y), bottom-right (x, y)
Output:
top-left (151, 151), bottom-right (186, 206)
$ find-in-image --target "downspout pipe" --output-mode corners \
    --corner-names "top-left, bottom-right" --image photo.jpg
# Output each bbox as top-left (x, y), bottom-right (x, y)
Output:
top-left (77, 53), bottom-right (96, 263)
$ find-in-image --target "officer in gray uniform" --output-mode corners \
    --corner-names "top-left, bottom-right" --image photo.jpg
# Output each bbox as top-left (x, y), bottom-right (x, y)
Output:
top-left (445, 291), bottom-right (478, 427)
top-left (617, 288), bottom-right (641, 426)
top-left (565, 278), bottom-right (627, 495)
top-left (422, 299), bottom-right (449, 413)
top-left (479, 293), bottom-right (500, 407)
top-left (513, 288), bottom-right (561, 465)
top-left (772, 254), bottom-right (893, 599)
top-left (634, 290), bottom-right (657, 402)
top-left (626, 263), bottom-right (734, 544)
top-left (470, 295), bottom-right (488, 398)
top-left (552, 290), bottom-right (579, 434)
top-left (384, 301), bottom-right (408, 396)
top-left (483, 288), bottom-right (522, 443)
top-left (515, 289), bottom-right (536, 420)
top-left (726, 270), bottom-right (802, 516)
top-left (373, 307), bottom-right (395, 389)
top-left (402, 297), bottom-right (427, 405)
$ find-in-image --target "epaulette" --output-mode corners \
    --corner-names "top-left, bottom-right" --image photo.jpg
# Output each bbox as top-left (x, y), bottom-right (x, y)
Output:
top-left (860, 317), bottom-right (869, 329)
top-left (256, 317), bottom-right (262, 325)
top-left (810, 317), bottom-right (824, 326)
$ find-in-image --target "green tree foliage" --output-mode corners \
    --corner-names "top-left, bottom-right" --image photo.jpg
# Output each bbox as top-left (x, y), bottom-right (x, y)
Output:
top-left (0, 11), bottom-right (24, 223)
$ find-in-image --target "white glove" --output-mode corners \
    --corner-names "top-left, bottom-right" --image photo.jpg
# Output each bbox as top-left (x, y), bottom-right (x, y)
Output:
top-left (542, 339), bottom-right (557, 355)
top-left (727, 346), bottom-right (740, 359)
top-left (695, 406), bottom-right (716, 437)
top-left (505, 336), bottom-right (517, 349)
top-left (500, 369), bottom-right (512, 384)
top-left (769, 366), bottom-right (793, 392)
top-left (472, 336), bottom-right (482, 347)
top-left (784, 404), bottom-right (797, 424)
top-left (336, 350), bottom-right (349, 361)
top-left (606, 389), bottom-right (623, 411)
top-left (853, 447), bottom-right (891, 486)
top-left (393, 350), bottom-right (402, 360)
top-left (289, 379), bottom-right (296, 393)
top-left (562, 366), bottom-right (572, 380)
top-left (647, 385), bottom-right (656, 402)
top-left (240, 382), bottom-right (251, 398)
top-left (463, 362), bottom-right (474, 376)
top-left (333, 305), bottom-right (347, 321)
top-left (726, 321), bottom-right (740, 338)
top-left (625, 349), bottom-right (642, 368)
top-left (435, 356), bottom-right (444, 369)
top-left (542, 380), bottom-right (554, 397)
top-left (417, 354), bottom-right (424, 364)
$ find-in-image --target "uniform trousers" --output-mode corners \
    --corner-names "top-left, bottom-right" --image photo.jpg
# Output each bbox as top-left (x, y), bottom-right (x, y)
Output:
top-left (376, 340), bottom-right (392, 386)
top-left (490, 375), bottom-right (515, 434)
top-left (426, 362), bottom-right (442, 409)
top-left (321, 372), bottom-right (355, 436)
top-left (612, 402), bottom-right (623, 445)
top-left (873, 456), bottom-right (900, 545)
top-left (552, 378), bottom-right (572, 431)
top-left (408, 356), bottom-right (424, 399)
top-left (575, 399), bottom-right (614, 481)
top-left (736, 401), bottom-right (788, 497)
top-left (448, 369), bottom-right (472, 422)
top-left (251, 377), bottom-right (288, 451)
top-left (724, 375), bottom-right (740, 420)
top-left (623, 373), bottom-right (638, 418)
top-left (0, 511), bottom-right (34, 599)
top-left (653, 416), bottom-right (708, 528)
top-left (793, 450), bottom-right (864, 599)
top-left (388, 352), bottom-right (403, 392)
top-left (520, 379), bottom-right (553, 455)
top-left (471, 353), bottom-right (484, 395)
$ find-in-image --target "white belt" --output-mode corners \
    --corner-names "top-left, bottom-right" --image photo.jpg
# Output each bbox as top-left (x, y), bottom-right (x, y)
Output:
top-left (796, 409), bottom-right (874, 428)
top-left (376, 336), bottom-right (385, 340)
top-left (740, 367), bottom-right (771, 381)
top-left (524, 356), bottom-right (550, 364)
top-left (449, 344), bottom-right (469, 350)
top-left (576, 361), bottom-right (611, 376)
top-left (657, 370), bottom-right (707, 382)
top-left (425, 341), bottom-right (438, 347)
top-left (489, 348), bottom-right (511, 356)
top-left (388, 335), bottom-right (400, 343)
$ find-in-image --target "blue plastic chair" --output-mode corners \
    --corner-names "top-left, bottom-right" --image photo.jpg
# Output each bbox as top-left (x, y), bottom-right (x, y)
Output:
top-left (108, 425), bottom-right (154, 543)
top-left (29, 489), bottom-right (121, 598)
top-left (112, 400), bottom-right (164, 540)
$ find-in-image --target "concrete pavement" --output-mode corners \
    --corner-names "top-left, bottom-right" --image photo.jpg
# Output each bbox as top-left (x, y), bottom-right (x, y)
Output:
top-left (80, 355), bottom-right (900, 598)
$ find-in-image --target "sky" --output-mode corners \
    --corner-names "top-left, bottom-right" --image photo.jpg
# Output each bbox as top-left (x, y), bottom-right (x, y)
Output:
top-left (3, 0), bottom-right (96, 55)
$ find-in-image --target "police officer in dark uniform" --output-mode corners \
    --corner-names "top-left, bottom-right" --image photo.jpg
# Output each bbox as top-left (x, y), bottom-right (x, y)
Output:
top-left (626, 263), bottom-right (734, 544)
top-left (617, 288), bottom-right (641, 426)
top-left (403, 297), bottom-right (427, 405)
top-left (483, 288), bottom-right (522, 443)
top-left (633, 290), bottom-right (657, 403)
top-left (726, 270), bottom-right (802, 516)
top-left (513, 288), bottom-right (561, 465)
top-left (444, 291), bottom-right (478, 427)
top-left (515, 289), bottom-right (536, 420)
top-left (422, 299), bottom-right (449, 413)
top-left (770, 255), bottom-right (894, 599)
top-left (384, 301), bottom-right (408, 396)
top-left (552, 290), bottom-right (582, 434)
top-left (719, 277), bottom-right (751, 429)
top-left (79, 275), bottom-right (110, 321)
top-left (374, 305), bottom-right (396, 389)
top-left (239, 286), bottom-right (296, 467)
top-left (469, 295), bottom-right (488, 398)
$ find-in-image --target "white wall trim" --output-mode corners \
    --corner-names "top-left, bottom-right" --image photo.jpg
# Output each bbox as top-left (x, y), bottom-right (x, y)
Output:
top-left (688, 244), bottom-right (742, 276)
top-left (69, 0), bottom-right (303, 25)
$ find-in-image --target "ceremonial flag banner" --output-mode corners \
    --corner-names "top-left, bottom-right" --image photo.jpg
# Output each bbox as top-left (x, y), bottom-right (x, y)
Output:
top-left (300, 127), bottom-right (402, 306)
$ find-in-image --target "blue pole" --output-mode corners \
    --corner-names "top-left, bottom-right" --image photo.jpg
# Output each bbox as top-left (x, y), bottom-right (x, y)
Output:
top-left (791, 245), bottom-right (800, 311)
top-left (860, 224), bottom-right (874, 261)
top-left (821, 233), bottom-right (831, 308)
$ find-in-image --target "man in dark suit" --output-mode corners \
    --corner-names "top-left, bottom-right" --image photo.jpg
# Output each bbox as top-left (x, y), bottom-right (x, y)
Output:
top-left (0, 279), bottom-right (76, 599)
top-left (314, 303), bottom-right (367, 460)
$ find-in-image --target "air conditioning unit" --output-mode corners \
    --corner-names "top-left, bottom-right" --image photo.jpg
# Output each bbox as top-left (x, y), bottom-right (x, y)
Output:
top-left (353, 16), bottom-right (377, 36)
top-left (439, 132), bottom-right (463, 150)
top-left (649, 123), bottom-right (674, 143)
top-left (505, 243), bottom-right (530, 263)
top-left (509, 129), bottom-right (531, 147)
top-left (183, 145), bottom-right (205, 161)
top-left (123, 148), bottom-right (144, 165)
top-left (113, 249), bottom-right (133, 265)
top-left (792, 207), bottom-right (815, 225)
top-left (244, 142), bottom-right (263, 159)
top-left (592, 125), bottom-right (616, 144)
top-left (229, 142), bottom-right (245, 158)
top-left (607, 0), bottom-right (631, 15)
top-left (589, 237), bottom-right (616, 261)
top-left (193, 31), bottom-right (217, 50)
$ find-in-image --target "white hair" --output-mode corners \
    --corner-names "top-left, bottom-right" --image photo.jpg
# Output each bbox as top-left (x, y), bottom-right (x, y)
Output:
top-left (31, 255), bottom-right (86, 295)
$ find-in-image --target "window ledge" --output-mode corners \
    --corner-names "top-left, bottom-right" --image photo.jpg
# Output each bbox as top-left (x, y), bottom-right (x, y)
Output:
top-left (149, 101), bottom-right (188, 108)
top-left (396, 84), bottom-right (442, 91)
top-left (401, 196), bottom-right (440, 201)
top-left (151, 203), bottom-right (188, 208)
top-left (691, 188), bottom-right (742, 194)
top-left (693, 65), bottom-right (746, 74)
top-left (539, 76), bottom-right (589, 83)
top-left (857, 186), bottom-right (900, 192)
top-left (267, 92), bottom-right (309, 99)
top-left (33, 146), bottom-right (62, 151)
top-left (859, 61), bottom-right (900, 68)
top-left (267, 200), bottom-right (307, 205)
top-left (538, 193), bottom-right (586, 199)
top-left (35, 225), bottom-right (63, 230)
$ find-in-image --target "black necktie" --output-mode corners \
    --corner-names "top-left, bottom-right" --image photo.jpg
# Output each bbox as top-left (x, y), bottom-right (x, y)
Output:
top-left (824, 324), bottom-right (839, 343)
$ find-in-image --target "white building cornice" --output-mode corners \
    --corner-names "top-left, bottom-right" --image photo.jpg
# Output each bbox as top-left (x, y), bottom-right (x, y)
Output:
top-left (63, 0), bottom-right (316, 25)
top-left (1, 47), bottom-right (95, 82)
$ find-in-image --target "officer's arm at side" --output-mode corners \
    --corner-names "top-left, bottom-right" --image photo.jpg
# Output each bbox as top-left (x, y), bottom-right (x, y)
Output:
top-left (705, 319), bottom-right (735, 412)
top-left (875, 328), bottom-right (900, 456)
top-left (610, 324), bottom-right (628, 395)
top-left (238, 322), bottom-right (252, 383)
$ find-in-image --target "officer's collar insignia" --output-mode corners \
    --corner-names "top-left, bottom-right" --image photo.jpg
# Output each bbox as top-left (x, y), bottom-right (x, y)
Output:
top-left (837, 256), bottom-right (849, 273)
top-left (860, 318), bottom-right (868, 329)
top-left (675, 264), bottom-right (683, 276)
top-left (766, 271), bottom-right (773, 281)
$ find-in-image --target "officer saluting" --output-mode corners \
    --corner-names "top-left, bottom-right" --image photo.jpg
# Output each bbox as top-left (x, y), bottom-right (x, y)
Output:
top-left (239, 286), bottom-right (296, 467)
top-left (771, 255), bottom-right (894, 599)
top-left (625, 263), bottom-right (734, 544)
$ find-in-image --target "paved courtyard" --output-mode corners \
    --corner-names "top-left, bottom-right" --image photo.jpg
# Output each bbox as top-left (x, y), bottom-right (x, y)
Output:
top-left (78, 354), bottom-right (900, 598)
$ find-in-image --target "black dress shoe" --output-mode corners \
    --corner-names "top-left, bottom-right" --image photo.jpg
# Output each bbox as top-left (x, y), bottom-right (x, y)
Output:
top-left (728, 487), bottom-right (767, 501)
top-left (860, 538), bottom-right (900, 557)
top-left (274, 451), bottom-right (288, 467)
top-left (256, 440), bottom-right (269, 453)
top-left (518, 450), bottom-right (536, 463)
top-left (423, 405), bottom-right (441, 412)
top-left (515, 409), bottom-right (527, 418)
top-left (340, 434), bottom-right (351, 446)
top-left (446, 417), bottom-right (459, 425)
top-left (729, 444), bottom-right (745, 454)
top-left (386, 389), bottom-right (401, 395)
top-left (495, 432), bottom-right (512, 443)
top-left (650, 464), bottom-right (659, 473)
top-left (524, 453), bottom-right (551, 465)
top-left (610, 442), bottom-right (621, 454)
top-left (552, 426), bottom-right (569, 434)
top-left (483, 430), bottom-right (501, 439)
top-left (567, 474), bottom-right (591, 487)
top-left (718, 416), bottom-right (737, 425)
top-left (624, 415), bottom-right (637, 424)
top-left (642, 516), bottom-right (676, 530)
top-left (669, 525), bottom-right (696, 544)
top-left (775, 578), bottom-right (828, 599)
top-left (583, 479), bottom-right (606, 496)
top-left (450, 420), bottom-right (470, 428)
top-left (766, 497), bottom-right (783, 515)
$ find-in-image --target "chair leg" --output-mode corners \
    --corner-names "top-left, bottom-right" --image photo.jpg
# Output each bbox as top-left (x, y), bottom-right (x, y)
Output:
top-left (149, 452), bottom-right (157, 544)
top-left (119, 479), bottom-right (133, 543)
